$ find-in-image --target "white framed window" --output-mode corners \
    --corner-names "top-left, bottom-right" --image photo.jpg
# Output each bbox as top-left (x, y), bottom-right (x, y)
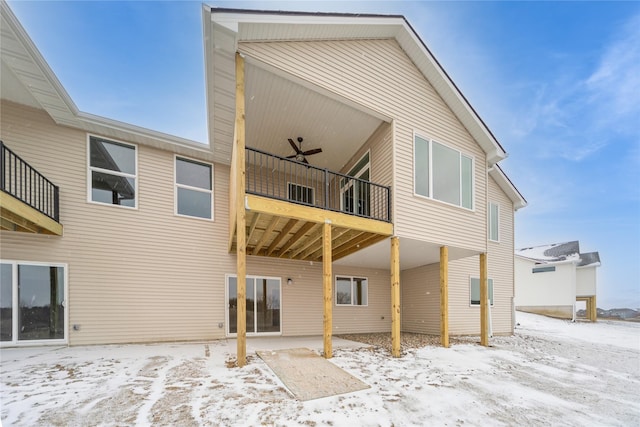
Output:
top-left (470, 277), bottom-right (494, 306)
top-left (288, 182), bottom-right (314, 205)
top-left (414, 134), bottom-right (474, 209)
top-left (175, 156), bottom-right (213, 220)
top-left (88, 135), bottom-right (137, 208)
top-left (335, 276), bottom-right (368, 306)
top-left (488, 202), bottom-right (499, 242)
top-left (0, 260), bottom-right (68, 346)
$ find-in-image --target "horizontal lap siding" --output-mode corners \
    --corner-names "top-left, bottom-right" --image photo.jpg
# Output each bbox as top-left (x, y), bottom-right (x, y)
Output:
top-left (0, 102), bottom-right (392, 342)
top-left (240, 40), bottom-right (486, 251)
top-left (400, 263), bottom-right (440, 334)
top-left (0, 101), bottom-right (233, 345)
top-left (487, 175), bottom-right (515, 334)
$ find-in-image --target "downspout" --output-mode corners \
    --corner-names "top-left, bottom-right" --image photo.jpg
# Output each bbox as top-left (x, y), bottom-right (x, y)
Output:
top-left (485, 163), bottom-right (492, 336)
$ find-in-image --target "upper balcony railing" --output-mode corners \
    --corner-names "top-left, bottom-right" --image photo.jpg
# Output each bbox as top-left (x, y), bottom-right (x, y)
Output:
top-left (0, 141), bottom-right (60, 222)
top-left (245, 147), bottom-right (391, 223)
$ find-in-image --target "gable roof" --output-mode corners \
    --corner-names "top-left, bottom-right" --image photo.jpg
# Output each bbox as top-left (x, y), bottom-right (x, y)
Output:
top-left (204, 6), bottom-right (508, 166)
top-left (516, 241), bottom-right (601, 267)
top-left (0, 2), bottom-right (212, 161)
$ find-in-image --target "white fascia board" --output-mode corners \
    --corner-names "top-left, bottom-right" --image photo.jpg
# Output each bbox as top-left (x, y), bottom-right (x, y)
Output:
top-left (488, 166), bottom-right (527, 210)
top-left (211, 11), bottom-right (406, 31)
top-left (1, 1), bottom-right (79, 117)
top-left (77, 112), bottom-right (210, 153)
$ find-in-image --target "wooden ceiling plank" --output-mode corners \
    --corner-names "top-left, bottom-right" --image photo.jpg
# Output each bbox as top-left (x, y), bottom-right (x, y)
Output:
top-left (266, 218), bottom-right (298, 256)
top-left (252, 216), bottom-right (280, 255)
top-left (246, 212), bottom-right (261, 244)
top-left (289, 224), bottom-right (323, 259)
top-left (277, 221), bottom-right (316, 257)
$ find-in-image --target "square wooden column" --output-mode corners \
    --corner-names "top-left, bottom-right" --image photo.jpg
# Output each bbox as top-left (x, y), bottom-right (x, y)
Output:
top-left (590, 296), bottom-right (597, 322)
top-left (440, 246), bottom-right (449, 348)
top-left (480, 252), bottom-right (489, 347)
top-left (323, 222), bottom-right (333, 358)
top-left (235, 52), bottom-right (247, 367)
top-left (391, 236), bottom-right (401, 357)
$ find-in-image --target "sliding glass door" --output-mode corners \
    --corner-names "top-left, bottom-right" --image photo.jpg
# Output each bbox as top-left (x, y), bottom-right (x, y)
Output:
top-left (227, 275), bottom-right (281, 336)
top-left (0, 262), bottom-right (67, 345)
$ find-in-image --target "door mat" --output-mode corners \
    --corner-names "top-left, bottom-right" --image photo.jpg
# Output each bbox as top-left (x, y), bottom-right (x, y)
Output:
top-left (256, 347), bottom-right (370, 401)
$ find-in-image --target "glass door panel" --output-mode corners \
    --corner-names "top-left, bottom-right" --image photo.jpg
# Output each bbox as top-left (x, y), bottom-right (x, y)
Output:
top-left (1, 264), bottom-right (12, 342)
top-left (228, 276), bottom-right (255, 334)
top-left (17, 265), bottom-right (64, 340)
top-left (256, 278), bottom-right (280, 333)
top-left (227, 276), bottom-right (280, 335)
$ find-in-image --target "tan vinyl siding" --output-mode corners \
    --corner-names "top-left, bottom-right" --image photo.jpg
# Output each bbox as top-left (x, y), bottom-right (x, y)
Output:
top-left (340, 122), bottom-right (393, 188)
top-left (400, 176), bottom-right (516, 336)
top-left (400, 263), bottom-right (440, 334)
top-left (0, 101), bottom-right (392, 343)
top-left (243, 257), bottom-right (391, 336)
top-left (0, 101), bottom-right (233, 345)
top-left (240, 39), bottom-right (487, 251)
top-left (486, 175), bottom-right (516, 334)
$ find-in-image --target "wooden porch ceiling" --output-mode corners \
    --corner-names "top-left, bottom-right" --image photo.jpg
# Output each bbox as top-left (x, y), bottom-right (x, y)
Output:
top-left (0, 192), bottom-right (63, 235)
top-left (230, 194), bottom-right (392, 262)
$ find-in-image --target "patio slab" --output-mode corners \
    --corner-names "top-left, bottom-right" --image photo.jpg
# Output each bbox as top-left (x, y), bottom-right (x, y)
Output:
top-left (257, 347), bottom-right (370, 401)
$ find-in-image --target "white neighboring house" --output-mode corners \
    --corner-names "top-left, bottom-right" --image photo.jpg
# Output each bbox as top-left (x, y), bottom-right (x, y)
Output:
top-left (515, 241), bottom-right (601, 321)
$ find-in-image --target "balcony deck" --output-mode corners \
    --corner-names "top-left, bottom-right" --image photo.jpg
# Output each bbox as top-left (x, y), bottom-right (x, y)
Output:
top-left (229, 147), bottom-right (392, 261)
top-left (0, 141), bottom-right (62, 235)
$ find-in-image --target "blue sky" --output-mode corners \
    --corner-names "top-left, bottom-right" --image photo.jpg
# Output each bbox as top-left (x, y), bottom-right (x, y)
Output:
top-left (8, 1), bottom-right (639, 309)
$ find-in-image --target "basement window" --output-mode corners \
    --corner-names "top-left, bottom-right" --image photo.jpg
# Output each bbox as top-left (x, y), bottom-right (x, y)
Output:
top-left (470, 277), bottom-right (494, 306)
top-left (335, 276), bottom-right (368, 306)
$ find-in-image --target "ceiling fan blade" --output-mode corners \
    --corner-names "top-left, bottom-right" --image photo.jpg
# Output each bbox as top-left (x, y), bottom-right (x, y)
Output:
top-left (286, 154), bottom-right (297, 159)
top-left (288, 138), bottom-right (301, 154)
top-left (303, 158), bottom-right (309, 164)
top-left (302, 148), bottom-right (322, 156)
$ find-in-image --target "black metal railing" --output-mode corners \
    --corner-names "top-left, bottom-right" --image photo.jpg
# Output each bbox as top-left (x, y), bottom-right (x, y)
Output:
top-left (0, 141), bottom-right (60, 221)
top-left (245, 147), bottom-right (391, 223)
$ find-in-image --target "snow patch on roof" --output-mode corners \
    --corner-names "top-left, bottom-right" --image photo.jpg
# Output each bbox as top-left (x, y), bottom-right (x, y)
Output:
top-left (516, 241), bottom-right (601, 267)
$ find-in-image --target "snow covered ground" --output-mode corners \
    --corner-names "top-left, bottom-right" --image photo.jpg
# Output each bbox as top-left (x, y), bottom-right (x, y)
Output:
top-left (1, 312), bottom-right (639, 426)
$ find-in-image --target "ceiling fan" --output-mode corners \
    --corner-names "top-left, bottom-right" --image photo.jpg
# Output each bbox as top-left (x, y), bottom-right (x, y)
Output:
top-left (287, 137), bottom-right (322, 164)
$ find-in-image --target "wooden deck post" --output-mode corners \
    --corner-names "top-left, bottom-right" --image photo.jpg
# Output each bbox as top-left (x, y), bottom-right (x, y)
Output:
top-left (480, 252), bottom-right (489, 346)
top-left (235, 52), bottom-right (247, 367)
top-left (590, 296), bottom-right (597, 322)
top-left (391, 236), bottom-right (401, 357)
top-left (440, 246), bottom-right (449, 348)
top-left (323, 221), bottom-right (333, 358)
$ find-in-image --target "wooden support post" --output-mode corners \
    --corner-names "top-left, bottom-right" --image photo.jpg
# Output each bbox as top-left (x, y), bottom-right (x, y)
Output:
top-left (391, 237), bottom-right (401, 357)
top-left (480, 252), bottom-right (489, 347)
top-left (323, 222), bottom-right (333, 358)
top-left (591, 296), bottom-right (597, 322)
top-left (440, 246), bottom-right (449, 348)
top-left (235, 52), bottom-right (247, 367)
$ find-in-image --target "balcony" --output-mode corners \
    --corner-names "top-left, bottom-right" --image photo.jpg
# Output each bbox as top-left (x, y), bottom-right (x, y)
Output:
top-left (0, 141), bottom-right (62, 235)
top-left (229, 147), bottom-right (392, 261)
